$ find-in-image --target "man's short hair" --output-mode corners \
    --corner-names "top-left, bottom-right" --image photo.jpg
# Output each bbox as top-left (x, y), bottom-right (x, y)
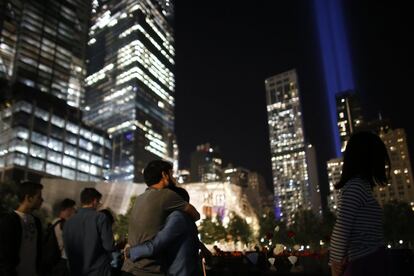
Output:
top-left (143, 160), bottom-right (173, 186)
top-left (16, 181), bottom-right (43, 203)
top-left (80, 188), bottom-right (102, 205)
top-left (58, 198), bottom-right (76, 213)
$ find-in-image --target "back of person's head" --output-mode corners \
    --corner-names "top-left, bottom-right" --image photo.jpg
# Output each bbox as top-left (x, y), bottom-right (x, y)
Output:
top-left (58, 198), bottom-right (76, 213)
top-left (336, 131), bottom-right (390, 189)
top-left (99, 208), bottom-right (115, 225)
top-left (168, 185), bottom-right (190, 202)
top-left (16, 181), bottom-right (43, 203)
top-left (80, 188), bottom-right (102, 205)
top-left (143, 160), bottom-right (173, 186)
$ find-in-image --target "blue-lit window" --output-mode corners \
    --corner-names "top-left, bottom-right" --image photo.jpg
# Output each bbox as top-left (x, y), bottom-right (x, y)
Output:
top-left (66, 122), bottom-right (79, 134)
top-left (62, 168), bottom-right (76, 180)
top-left (35, 108), bottom-right (49, 121)
top-left (64, 144), bottom-right (77, 157)
top-left (9, 153), bottom-right (26, 167)
top-left (32, 132), bottom-right (48, 147)
top-left (48, 138), bottom-right (63, 151)
top-left (77, 173), bottom-right (89, 181)
top-left (78, 150), bottom-right (90, 161)
top-left (11, 139), bottom-right (28, 154)
top-left (30, 144), bottom-right (46, 159)
top-left (28, 157), bottom-right (44, 171)
top-left (48, 151), bottom-right (62, 163)
top-left (62, 155), bottom-right (76, 168)
top-left (77, 160), bottom-right (89, 173)
top-left (14, 127), bottom-right (29, 140)
top-left (15, 101), bottom-right (32, 114)
top-left (91, 154), bottom-right (103, 166)
top-left (80, 128), bottom-right (91, 140)
top-left (46, 162), bottom-right (61, 176)
top-left (51, 115), bottom-right (65, 128)
top-left (65, 133), bottom-right (78, 145)
top-left (89, 165), bottom-right (100, 175)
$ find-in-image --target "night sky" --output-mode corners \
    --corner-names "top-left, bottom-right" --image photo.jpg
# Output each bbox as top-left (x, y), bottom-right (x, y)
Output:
top-left (172, 1), bottom-right (414, 194)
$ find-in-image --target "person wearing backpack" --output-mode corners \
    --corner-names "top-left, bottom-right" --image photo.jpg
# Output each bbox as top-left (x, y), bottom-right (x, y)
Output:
top-left (42, 198), bottom-right (76, 276)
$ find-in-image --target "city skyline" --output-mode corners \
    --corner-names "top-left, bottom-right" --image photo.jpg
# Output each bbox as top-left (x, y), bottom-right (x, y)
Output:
top-left (173, 1), bottom-right (414, 193)
top-left (0, 1), bottom-right (412, 204)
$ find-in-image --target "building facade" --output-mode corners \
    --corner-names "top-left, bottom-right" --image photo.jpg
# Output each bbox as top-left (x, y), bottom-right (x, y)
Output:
top-left (326, 157), bottom-right (343, 211)
top-left (0, 84), bottom-right (110, 182)
top-left (336, 91), bottom-right (363, 152)
top-left (0, 0), bottom-right (112, 183)
top-left (376, 128), bottom-right (414, 206)
top-left (190, 143), bottom-right (223, 182)
top-left (265, 69), bottom-right (317, 223)
top-left (84, 0), bottom-right (175, 182)
top-left (0, 0), bottom-right (90, 108)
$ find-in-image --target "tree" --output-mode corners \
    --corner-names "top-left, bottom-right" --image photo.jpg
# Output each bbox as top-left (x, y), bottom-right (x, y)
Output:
top-left (114, 196), bottom-right (137, 240)
top-left (198, 215), bottom-right (226, 244)
top-left (383, 201), bottom-right (414, 246)
top-left (227, 212), bottom-right (252, 245)
top-left (288, 209), bottom-right (323, 247)
top-left (258, 210), bottom-right (289, 245)
top-left (320, 210), bottom-right (336, 244)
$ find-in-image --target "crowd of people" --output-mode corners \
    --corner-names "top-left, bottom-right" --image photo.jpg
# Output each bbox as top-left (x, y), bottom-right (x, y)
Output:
top-left (0, 160), bottom-right (212, 276)
top-left (0, 131), bottom-right (405, 276)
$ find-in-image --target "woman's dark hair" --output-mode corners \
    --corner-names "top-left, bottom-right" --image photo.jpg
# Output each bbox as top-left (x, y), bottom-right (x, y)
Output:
top-left (99, 208), bottom-right (115, 225)
top-left (143, 160), bottom-right (173, 186)
top-left (168, 185), bottom-right (190, 203)
top-left (335, 131), bottom-right (390, 190)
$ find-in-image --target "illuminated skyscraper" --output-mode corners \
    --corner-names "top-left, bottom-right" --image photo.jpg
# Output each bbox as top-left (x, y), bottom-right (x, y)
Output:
top-left (190, 143), bottom-right (223, 183)
top-left (336, 91), bottom-right (363, 152)
top-left (326, 158), bottom-right (343, 212)
top-left (376, 128), bottom-right (414, 206)
top-left (0, 0), bottom-right (110, 182)
top-left (0, 0), bottom-right (90, 108)
top-left (84, 0), bottom-right (175, 182)
top-left (265, 69), bottom-right (318, 223)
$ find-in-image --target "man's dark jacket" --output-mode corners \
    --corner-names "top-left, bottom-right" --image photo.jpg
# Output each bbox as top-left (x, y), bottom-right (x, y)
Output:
top-left (0, 208), bottom-right (42, 276)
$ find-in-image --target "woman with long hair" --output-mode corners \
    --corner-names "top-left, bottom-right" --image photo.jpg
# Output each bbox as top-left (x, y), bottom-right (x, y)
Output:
top-left (330, 131), bottom-right (390, 276)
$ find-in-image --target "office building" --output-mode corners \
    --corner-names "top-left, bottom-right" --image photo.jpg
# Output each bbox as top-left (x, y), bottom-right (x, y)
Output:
top-left (326, 158), bottom-right (343, 211)
top-left (84, 0), bottom-right (175, 182)
top-left (376, 128), bottom-right (414, 206)
top-left (336, 91), bottom-right (363, 152)
top-left (0, 0), bottom-right (90, 108)
top-left (0, 0), bottom-right (111, 183)
top-left (0, 84), bottom-right (110, 182)
top-left (265, 69), bottom-right (318, 223)
top-left (190, 143), bottom-right (222, 182)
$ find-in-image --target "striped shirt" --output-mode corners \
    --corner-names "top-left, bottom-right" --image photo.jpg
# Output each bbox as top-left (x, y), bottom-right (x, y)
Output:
top-left (330, 177), bottom-right (384, 263)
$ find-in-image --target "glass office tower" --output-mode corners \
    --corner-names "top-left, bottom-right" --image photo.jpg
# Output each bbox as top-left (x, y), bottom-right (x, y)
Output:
top-left (0, 0), bottom-right (111, 182)
top-left (0, 0), bottom-right (90, 108)
top-left (0, 85), bottom-right (110, 182)
top-left (85, 0), bottom-right (175, 182)
top-left (265, 69), bottom-right (314, 223)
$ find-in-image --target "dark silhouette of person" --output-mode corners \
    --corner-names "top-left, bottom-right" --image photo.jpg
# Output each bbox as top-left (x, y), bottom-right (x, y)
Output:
top-left (330, 131), bottom-right (390, 276)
